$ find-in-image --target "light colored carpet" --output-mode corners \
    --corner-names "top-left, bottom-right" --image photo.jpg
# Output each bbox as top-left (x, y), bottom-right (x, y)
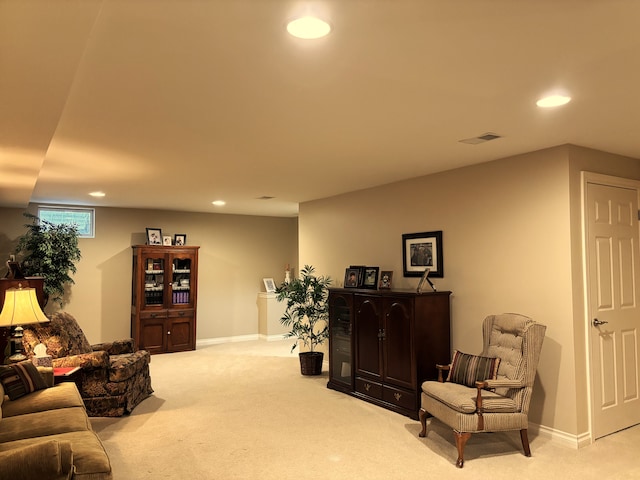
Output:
top-left (91, 340), bottom-right (639, 479)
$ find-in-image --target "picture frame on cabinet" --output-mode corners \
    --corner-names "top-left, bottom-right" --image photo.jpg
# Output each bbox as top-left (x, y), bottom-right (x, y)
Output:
top-left (263, 278), bottom-right (276, 293)
top-left (163, 235), bottom-right (172, 246)
top-left (349, 265), bottom-right (366, 286)
top-left (378, 271), bottom-right (393, 289)
top-left (344, 268), bottom-right (361, 288)
top-left (174, 234), bottom-right (187, 246)
top-left (362, 267), bottom-right (379, 289)
top-left (146, 228), bottom-right (163, 245)
top-left (402, 230), bottom-right (443, 277)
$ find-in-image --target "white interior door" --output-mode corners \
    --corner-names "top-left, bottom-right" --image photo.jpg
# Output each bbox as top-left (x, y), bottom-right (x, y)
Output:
top-left (585, 176), bottom-right (640, 439)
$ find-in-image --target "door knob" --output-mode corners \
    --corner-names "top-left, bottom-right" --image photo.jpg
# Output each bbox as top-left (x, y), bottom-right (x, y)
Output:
top-left (593, 318), bottom-right (609, 326)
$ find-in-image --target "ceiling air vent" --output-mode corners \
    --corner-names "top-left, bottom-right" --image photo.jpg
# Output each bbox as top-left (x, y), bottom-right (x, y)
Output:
top-left (257, 196), bottom-right (275, 200)
top-left (459, 132), bottom-right (502, 145)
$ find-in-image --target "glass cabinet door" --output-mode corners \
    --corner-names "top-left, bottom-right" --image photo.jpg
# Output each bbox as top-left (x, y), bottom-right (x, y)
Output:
top-left (171, 256), bottom-right (192, 306)
top-left (330, 294), bottom-right (353, 387)
top-left (143, 255), bottom-right (165, 307)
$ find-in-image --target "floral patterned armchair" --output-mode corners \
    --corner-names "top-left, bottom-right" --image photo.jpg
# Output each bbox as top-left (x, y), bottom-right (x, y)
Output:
top-left (22, 312), bottom-right (153, 417)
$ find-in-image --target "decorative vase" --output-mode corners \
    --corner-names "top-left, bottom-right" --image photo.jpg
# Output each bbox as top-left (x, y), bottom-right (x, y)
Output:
top-left (299, 351), bottom-right (323, 376)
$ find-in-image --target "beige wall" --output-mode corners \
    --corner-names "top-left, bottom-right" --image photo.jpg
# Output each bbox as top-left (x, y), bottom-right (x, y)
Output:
top-left (0, 206), bottom-right (298, 345)
top-left (298, 145), bottom-right (640, 439)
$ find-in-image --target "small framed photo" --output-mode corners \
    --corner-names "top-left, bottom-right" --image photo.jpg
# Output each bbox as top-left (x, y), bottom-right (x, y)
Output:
top-left (163, 235), bottom-right (172, 246)
top-left (263, 278), bottom-right (276, 293)
top-left (416, 268), bottom-right (436, 293)
top-left (174, 234), bottom-right (187, 246)
top-left (146, 228), bottom-right (163, 245)
top-left (349, 265), bottom-right (366, 287)
top-left (344, 268), bottom-right (361, 288)
top-left (402, 231), bottom-right (443, 277)
top-left (379, 271), bottom-right (393, 289)
top-left (362, 267), bottom-right (379, 289)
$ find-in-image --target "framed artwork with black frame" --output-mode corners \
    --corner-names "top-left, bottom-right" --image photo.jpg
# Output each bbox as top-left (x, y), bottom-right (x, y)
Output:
top-left (362, 267), bottom-right (379, 289)
top-left (349, 265), bottom-right (366, 287)
top-left (402, 230), bottom-right (443, 277)
top-left (174, 234), bottom-right (187, 246)
top-left (146, 228), bottom-right (163, 246)
top-left (344, 268), bottom-right (361, 288)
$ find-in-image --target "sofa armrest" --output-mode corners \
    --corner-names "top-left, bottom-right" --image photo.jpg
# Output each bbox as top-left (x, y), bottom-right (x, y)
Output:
top-left (52, 350), bottom-right (109, 370)
top-left (36, 366), bottom-right (55, 387)
top-left (0, 439), bottom-right (73, 480)
top-left (92, 338), bottom-right (135, 354)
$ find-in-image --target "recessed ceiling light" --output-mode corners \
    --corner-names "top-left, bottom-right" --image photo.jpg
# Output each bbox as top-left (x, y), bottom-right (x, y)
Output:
top-left (287, 16), bottom-right (331, 39)
top-left (89, 191), bottom-right (105, 197)
top-left (536, 94), bottom-right (571, 108)
top-left (212, 200), bottom-right (226, 206)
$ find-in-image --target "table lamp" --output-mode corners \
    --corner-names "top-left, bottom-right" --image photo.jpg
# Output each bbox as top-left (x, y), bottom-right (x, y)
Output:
top-left (0, 284), bottom-right (49, 362)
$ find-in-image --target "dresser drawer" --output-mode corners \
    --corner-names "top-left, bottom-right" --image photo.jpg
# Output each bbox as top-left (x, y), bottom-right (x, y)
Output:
top-left (355, 377), bottom-right (382, 399)
top-left (383, 384), bottom-right (416, 411)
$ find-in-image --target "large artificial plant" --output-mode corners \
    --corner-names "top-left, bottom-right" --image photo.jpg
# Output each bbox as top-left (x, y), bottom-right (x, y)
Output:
top-left (275, 265), bottom-right (331, 354)
top-left (14, 212), bottom-right (82, 307)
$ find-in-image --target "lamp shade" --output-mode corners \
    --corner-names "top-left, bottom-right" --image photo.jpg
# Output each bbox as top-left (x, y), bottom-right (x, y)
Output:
top-left (0, 286), bottom-right (49, 327)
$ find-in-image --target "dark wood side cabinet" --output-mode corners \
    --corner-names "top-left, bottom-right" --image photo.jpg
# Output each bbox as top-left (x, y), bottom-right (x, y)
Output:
top-left (131, 245), bottom-right (199, 354)
top-left (327, 288), bottom-right (451, 419)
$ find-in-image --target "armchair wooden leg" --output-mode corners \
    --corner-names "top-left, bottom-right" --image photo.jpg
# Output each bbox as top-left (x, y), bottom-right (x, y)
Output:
top-left (520, 429), bottom-right (532, 457)
top-left (418, 408), bottom-right (430, 437)
top-left (454, 430), bottom-right (471, 468)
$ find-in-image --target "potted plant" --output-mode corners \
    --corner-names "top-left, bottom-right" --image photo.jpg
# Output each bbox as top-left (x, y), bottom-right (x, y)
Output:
top-left (14, 212), bottom-right (82, 308)
top-left (275, 265), bottom-right (331, 375)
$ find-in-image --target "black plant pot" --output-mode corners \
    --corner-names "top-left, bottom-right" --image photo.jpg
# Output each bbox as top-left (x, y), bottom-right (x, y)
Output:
top-left (299, 351), bottom-right (323, 376)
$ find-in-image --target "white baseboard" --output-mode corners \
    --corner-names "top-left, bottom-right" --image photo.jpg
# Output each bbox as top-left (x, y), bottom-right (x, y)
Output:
top-left (529, 422), bottom-right (592, 449)
top-left (258, 333), bottom-right (288, 342)
top-left (196, 334), bottom-right (259, 346)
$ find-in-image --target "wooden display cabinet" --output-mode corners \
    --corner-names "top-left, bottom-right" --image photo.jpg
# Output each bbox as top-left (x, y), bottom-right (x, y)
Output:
top-left (131, 245), bottom-right (199, 354)
top-left (327, 288), bottom-right (451, 419)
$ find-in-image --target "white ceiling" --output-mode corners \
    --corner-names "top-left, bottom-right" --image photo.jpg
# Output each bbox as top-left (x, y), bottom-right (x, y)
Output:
top-left (2, 0), bottom-right (639, 217)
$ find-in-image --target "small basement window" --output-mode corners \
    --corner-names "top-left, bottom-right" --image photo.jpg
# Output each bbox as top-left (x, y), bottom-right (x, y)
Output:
top-left (38, 206), bottom-right (95, 238)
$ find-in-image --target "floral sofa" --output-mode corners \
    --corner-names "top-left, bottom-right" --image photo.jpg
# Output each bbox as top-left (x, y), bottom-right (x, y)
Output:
top-left (22, 312), bottom-right (153, 417)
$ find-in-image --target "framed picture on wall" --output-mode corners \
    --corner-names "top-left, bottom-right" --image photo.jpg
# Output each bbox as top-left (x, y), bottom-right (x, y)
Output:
top-left (402, 231), bottom-right (443, 277)
top-left (146, 228), bottom-right (163, 245)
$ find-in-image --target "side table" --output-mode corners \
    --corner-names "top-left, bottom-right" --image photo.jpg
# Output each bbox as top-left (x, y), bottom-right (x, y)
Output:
top-left (53, 366), bottom-right (82, 387)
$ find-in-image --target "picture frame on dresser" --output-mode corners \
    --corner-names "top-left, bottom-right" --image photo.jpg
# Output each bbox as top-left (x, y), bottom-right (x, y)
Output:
top-left (163, 235), bottom-right (172, 246)
top-left (344, 268), bottom-right (360, 288)
top-left (174, 234), bottom-right (186, 246)
top-left (402, 230), bottom-right (443, 277)
top-left (146, 228), bottom-right (163, 245)
top-left (378, 271), bottom-right (393, 289)
top-left (362, 267), bottom-right (379, 289)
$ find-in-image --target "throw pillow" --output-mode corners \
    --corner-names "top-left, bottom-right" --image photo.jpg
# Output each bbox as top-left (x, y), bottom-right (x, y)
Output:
top-left (0, 360), bottom-right (48, 400)
top-left (447, 350), bottom-right (500, 388)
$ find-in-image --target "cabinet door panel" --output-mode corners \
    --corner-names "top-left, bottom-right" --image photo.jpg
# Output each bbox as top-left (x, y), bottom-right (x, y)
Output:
top-left (355, 296), bottom-right (382, 379)
top-left (383, 297), bottom-right (415, 389)
top-left (167, 317), bottom-right (194, 352)
top-left (329, 293), bottom-right (353, 389)
top-left (140, 319), bottom-right (166, 354)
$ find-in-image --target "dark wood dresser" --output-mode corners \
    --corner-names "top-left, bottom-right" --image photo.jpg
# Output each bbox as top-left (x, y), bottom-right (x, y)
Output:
top-left (327, 288), bottom-right (451, 419)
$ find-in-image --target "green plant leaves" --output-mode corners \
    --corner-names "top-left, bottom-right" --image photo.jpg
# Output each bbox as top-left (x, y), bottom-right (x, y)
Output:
top-left (14, 212), bottom-right (82, 307)
top-left (275, 265), bottom-right (331, 353)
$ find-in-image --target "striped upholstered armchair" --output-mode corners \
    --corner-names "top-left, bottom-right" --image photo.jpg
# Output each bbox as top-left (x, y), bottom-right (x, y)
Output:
top-left (419, 313), bottom-right (546, 468)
